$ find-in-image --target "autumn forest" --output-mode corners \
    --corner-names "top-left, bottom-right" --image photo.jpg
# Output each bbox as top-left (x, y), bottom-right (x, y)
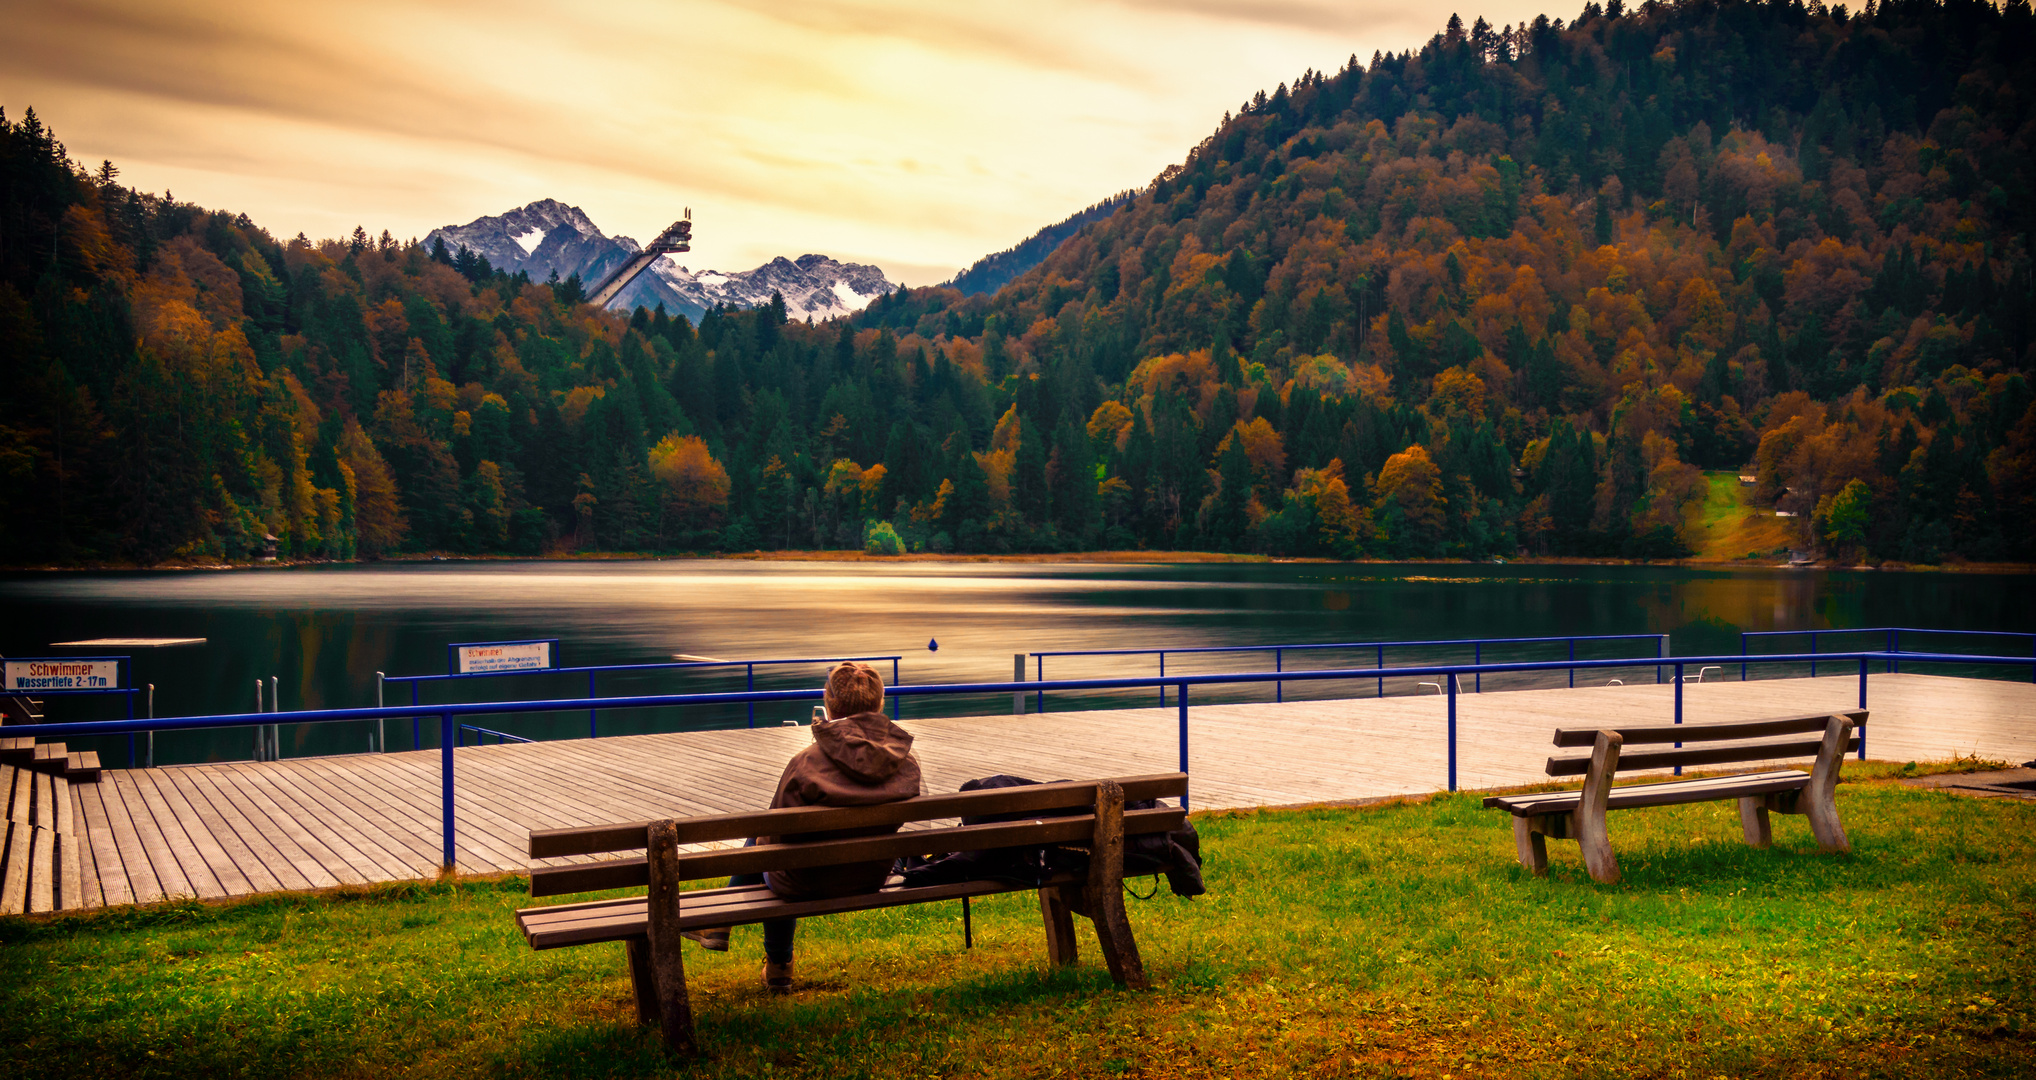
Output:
top-left (1, 0), bottom-right (2031, 566)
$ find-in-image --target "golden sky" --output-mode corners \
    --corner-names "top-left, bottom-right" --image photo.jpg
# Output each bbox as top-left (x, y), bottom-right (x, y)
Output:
top-left (2, 0), bottom-right (1561, 284)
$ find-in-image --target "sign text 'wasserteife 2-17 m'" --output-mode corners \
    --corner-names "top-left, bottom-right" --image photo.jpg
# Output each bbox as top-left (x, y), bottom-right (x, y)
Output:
top-left (4, 659), bottom-right (122, 691)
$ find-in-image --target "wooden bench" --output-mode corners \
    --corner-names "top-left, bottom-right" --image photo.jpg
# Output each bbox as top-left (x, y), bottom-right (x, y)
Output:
top-left (1483, 710), bottom-right (1866, 884)
top-left (515, 772), bottom-right (1188, 1054)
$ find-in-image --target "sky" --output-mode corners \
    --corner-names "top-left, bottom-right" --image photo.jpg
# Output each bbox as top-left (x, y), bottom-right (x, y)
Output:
top-left (0, 0), bottom-right (1563, 285)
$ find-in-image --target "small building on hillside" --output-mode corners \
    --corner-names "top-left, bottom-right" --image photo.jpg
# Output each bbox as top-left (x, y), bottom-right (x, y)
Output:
top-left (260, 534), bottom-right (279, 562)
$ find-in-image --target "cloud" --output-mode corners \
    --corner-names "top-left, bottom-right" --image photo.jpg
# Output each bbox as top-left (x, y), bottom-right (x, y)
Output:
top-left (0, 0), bottom-right (1539, 278)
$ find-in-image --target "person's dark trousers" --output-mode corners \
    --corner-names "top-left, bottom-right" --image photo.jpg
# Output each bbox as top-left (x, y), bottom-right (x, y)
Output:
top-left (729, 837), bottom-right (796, 964)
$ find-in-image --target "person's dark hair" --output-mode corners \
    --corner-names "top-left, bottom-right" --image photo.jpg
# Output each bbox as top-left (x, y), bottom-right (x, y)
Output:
top-left (824, 661), bottom-right (884, 717)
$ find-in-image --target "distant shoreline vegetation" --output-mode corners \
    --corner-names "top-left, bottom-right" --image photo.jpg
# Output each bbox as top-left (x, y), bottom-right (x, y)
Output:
top-left (0, 0), bottom-right (2030, 570)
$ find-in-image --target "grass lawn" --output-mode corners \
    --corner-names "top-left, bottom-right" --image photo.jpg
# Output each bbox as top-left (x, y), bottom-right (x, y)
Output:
top-left (4, 763), bottom-right (2032, 1079)
top-left (1690, 471), bottom-right (1798, 561)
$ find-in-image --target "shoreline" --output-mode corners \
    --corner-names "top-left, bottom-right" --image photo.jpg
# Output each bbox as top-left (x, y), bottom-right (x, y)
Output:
top-left (3, 550), bottom-right (2030, 574)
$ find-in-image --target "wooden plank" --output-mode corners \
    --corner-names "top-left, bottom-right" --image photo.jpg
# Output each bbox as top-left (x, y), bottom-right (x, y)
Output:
top-left (227, 760), bottom-right (444, 875)
top-left (71, 780), bottom-right (113, 909)
top-left (146, 767), bottom-right (284, 896)
top-left (126, 768), bottom-right (253, 897)
top-left (6, 767), bottom-right (29, 825)
top-left (57, 829), bottom-right (84, 910)
top-left (211, 764), bottom-right (416, 882)
top-left (28, 825), bottom-right (55, 913)
top-left (173, 766), bottom-right (344, 892)
top-left (1547, 736), bottom-right (1861, 777)
top-left (0, 821), bottom-right (26, 914)
top-left (1550, 709), bottom-right (1868, 747)
top-left (87, 771), bottom-right (165, 905)
top-left (102, 770), bottom-right (201, 901)
top-left (531, 773), bottom-right (1187, 858)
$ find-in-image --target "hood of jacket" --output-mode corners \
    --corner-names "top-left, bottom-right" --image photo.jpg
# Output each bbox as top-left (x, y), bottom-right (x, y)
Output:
top-left (811, 711), bottom-right (915, 783)
top-left (770, 711), bottom-right (922, 811)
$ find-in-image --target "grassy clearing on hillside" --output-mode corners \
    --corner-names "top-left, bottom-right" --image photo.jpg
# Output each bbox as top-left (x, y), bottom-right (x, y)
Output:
top-left (1691, 472), bottom-right (1798, 562)
top-left (3, 765), bottom-right (2032, 1079)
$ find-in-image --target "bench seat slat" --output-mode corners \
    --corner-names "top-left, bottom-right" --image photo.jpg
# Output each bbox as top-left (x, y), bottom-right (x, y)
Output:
top-left (1545, 736), bottom-right (1859, 777)
top-left (1483, 769), bottom-right (1810, 815)
top-left (529, 805), bottom-right (1185, 898)
top-left (518, 873), bottom-right (1088, 949)
top-left (530, 773), bottom-right (1188, 859)
top-left (1550, 710), bottom-right (1866, 748)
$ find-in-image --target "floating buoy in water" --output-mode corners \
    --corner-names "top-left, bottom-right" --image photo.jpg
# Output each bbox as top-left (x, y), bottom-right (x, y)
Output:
top-left (927, 638), bottom-right (939, 652)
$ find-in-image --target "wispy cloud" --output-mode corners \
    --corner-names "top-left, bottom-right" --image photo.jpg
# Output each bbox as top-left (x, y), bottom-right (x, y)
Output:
top-left (0, 0), bottom-right (1552, 282)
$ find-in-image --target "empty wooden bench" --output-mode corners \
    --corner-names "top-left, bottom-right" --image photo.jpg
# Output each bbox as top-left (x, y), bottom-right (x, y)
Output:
top-left (1483, 710), bottom-right (1866, 884)
top-left (515, 772), bottom-right (1188, 1054)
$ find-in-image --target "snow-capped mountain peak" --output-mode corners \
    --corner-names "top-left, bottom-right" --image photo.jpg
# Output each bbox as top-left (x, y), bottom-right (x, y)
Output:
top-left (424, 200), bottom-right (898, 322)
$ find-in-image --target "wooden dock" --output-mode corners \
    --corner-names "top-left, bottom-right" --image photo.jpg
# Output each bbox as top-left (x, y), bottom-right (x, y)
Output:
top-left (45, 673), bottom-right (2036, 912)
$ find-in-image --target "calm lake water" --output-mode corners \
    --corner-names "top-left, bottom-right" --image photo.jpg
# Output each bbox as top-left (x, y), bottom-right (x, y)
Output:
top-left (2, 560), bottom-right (2030, 766)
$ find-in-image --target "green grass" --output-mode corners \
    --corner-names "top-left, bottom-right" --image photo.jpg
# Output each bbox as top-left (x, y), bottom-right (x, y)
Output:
top-left (1691, 471), bottom-right (1796, 561)
top-left (4, 765), bottom-right (2033, 1079)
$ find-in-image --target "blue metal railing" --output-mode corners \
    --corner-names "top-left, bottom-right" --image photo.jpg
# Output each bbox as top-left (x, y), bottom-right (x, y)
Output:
top-left (12, 649), bottom-right (2025, 874)
top-left (456, 724), bottom-right (535, 746)
top-left (1029, 634), bottom-right (1670, 712)
top-left (1740, 627), bottom-right (2036, 680)
top-left (381, 654), bottom-right (905, 745)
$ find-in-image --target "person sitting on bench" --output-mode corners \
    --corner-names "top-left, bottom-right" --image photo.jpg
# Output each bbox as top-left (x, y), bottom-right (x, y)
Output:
top-left (683, 661), bottom-right (922, 993)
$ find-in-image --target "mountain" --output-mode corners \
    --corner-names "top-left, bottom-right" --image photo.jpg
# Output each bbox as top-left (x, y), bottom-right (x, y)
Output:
top-left (945, 191), bottom-right (1135, 296)
top-left (424, 200), bottom-right (899, 322)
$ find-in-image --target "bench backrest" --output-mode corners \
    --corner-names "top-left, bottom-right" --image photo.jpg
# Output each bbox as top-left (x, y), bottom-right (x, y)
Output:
top-left (1544, 709), bottom-right (1867, 778)
top-left (528, 772), bottom-right (1188, 898)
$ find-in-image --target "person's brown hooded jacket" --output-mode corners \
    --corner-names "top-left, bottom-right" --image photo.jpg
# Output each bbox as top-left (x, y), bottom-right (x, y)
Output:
top-left (762, 711), bottom-right (921, 899)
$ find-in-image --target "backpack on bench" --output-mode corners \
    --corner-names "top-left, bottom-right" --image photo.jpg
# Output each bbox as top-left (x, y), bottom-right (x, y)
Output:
top-left (894, 774), bottom-right (1205, 898)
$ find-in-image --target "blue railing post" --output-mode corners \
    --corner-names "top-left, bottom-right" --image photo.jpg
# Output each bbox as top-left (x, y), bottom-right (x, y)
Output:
top-left (1740, 632), bottom-right (1749, 682)
top-left (588, 671), bottom-right (598, 738)
top-left (411, 683), bottom-right (420, 750)
top-left (1655, 636), bottom-right (1664, 684)
top-left (126, 691), bottom-right (135, 767)
top-left (1445, 672), bottom-right (1458, 792)
top-left (1275, 648), bottom-right (1283, 703)
top-left (1673, 662), bottom-right (1684, 776)
top-left (746, 665), bottom-right (755, 727)
top-left (1474, 643), bottom-right (1482, 693)
top-left (1376, 645), bottom-right (1385, 697)
top-left (1035, 655), bottom-right (1044, 715)
top-left (1885, 629), bottom-right (1896, 674)
top-left (1158, 653), bottom-right (1166, 706)
top-left (1569, 639), bottom-right (1576, 688)
top-left (1177, 682), bottom-right (1190, 811)
top-left (1810, 631), bottom-right (1818, 678)
top-left (891, 658), bottom-right (901, 719)
top-left (1858, 656), bottom-right (1869, 750)
top-left (440, 713), bottom-right (456, 870)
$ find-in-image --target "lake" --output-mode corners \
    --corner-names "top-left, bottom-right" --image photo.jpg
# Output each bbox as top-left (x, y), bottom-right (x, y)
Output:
top-left (2, 560), bottom-right (2029, 766)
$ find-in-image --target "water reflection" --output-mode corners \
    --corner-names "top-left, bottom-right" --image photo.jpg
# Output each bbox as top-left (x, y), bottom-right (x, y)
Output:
top-left (1, 560), bottom-right (2027, 764)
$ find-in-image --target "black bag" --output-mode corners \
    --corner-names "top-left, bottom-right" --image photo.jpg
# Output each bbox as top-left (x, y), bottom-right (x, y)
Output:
top-left (895, 775), bottom-right (1204, 898)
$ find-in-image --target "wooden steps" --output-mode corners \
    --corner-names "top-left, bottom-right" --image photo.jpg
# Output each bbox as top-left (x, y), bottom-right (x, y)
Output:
top-left (0, 738), bottom-right (31, 766)
top-left (0, 762), bottom-right (84, 914)
top-left (66, 751), bottom-right (101, 782)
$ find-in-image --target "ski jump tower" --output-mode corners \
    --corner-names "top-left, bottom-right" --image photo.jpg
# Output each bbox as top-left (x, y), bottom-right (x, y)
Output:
top-left (585, 210), bottom-right (691, 309)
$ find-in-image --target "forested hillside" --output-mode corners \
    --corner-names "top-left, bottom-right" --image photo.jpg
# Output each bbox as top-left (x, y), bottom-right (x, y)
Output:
top-left (2, 0), bottom-right (2032, 566)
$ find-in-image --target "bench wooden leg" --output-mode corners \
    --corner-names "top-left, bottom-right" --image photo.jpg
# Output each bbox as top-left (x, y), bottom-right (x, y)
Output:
top-left (1084, 780), bottom-right (1149, 990)
top-left (1575, 732), bottom-right (1622, 885)
top-left (1039, 885), bottom-right (1079, 967)
top-left (644, 819), bottom-right (698, 1056)
top-left (624, 937), bottom-right (661, 1026)
top-left (1738, 797), bottom-right (1773, 848)
top-left (1513, 816), bottom-right (1549, 875)
top-left (1803, 716), bottom-right (1853, 854)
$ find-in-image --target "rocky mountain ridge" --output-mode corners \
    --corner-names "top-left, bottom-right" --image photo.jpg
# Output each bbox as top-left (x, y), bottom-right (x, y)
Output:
top-left (424, 199), bottom-right (898, 322)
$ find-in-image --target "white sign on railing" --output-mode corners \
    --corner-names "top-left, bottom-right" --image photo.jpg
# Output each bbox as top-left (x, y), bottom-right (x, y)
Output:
top-left (454, 641), bottom-right (553, 674)
top-left (5, 659), bottom-right (120, 691)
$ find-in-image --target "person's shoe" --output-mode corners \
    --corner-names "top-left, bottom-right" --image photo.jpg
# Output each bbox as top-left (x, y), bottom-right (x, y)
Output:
top-left (681, 927), bottom-right (729, 952)
top-left (762, 959), bottom-right (794, 994)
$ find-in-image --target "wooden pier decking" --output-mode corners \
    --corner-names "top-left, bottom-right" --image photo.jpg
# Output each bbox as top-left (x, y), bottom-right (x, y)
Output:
top-left (46, 673), bottom-right (2036, 911)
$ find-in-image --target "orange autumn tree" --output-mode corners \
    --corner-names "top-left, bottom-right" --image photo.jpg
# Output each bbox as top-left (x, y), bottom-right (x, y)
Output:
top-left (649, 434), bottom-right (730, 543)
